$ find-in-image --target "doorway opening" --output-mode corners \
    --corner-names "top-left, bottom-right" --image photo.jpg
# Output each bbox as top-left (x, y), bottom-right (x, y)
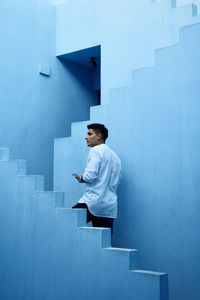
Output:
top-left (58, 45), bottom-right (101, 106)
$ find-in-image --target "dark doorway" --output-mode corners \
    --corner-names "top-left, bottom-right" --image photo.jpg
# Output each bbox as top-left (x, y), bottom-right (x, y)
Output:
top-left (58, 45), bottom-right (101, 105)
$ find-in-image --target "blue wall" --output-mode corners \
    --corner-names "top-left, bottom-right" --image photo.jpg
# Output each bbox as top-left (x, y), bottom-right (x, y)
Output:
top-left (55, 1), bottom-right (200, 299)
top-left (0, 0), bottom-right (98, 189)
top-left (56, 0), bottom-right (200, 104)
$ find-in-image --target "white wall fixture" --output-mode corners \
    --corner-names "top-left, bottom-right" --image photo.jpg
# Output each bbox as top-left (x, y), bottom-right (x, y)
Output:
top-left (39, 63), bottom-right (50, 76)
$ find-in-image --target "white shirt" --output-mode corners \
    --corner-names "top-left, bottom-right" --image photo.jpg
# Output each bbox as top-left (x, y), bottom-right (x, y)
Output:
top-left (78, 144), bottom-right (121, 218)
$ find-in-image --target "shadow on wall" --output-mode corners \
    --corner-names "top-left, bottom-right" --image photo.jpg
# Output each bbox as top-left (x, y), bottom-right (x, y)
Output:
top-left (57, 45), bottom-right (101, 104)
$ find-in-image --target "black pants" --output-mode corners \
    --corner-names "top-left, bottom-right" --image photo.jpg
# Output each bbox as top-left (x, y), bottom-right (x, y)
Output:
top-left (72, 203), bottom-right (114, 235)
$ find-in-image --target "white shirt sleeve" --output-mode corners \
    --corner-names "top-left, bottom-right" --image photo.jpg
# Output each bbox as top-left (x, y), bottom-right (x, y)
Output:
top-left (83, 149), bottom-right (101, 183)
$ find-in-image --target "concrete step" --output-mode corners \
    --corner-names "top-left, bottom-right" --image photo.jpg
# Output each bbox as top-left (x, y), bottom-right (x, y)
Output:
top-left (0, 148), bottom-right (9, 161)
top-left (171, 4), bottom-right (198, 28)
top-left (102, 249), bottom-right (168, 300)
top-left (104, 247), bottom-right (138, 270)
top-left (56, 208), bottom-right (87, 227)
top-left (131, 270), bottom-right (168, 300)
top-left (33, 191), bottom-right (65, 209)
top-left (79, 227), bottom-right (111, 248)
top-left (17, 175), bottom-right (44, 191)
top-left (0, 159), bottom-right (26, 175)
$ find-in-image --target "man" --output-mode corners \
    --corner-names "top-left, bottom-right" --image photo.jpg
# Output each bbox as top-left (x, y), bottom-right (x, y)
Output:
top-left (72, 123), bottom-right (121, 243)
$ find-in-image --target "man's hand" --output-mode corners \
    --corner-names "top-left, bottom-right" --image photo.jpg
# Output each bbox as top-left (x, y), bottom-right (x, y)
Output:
top-left (72, 173), bottom-right (85, 183)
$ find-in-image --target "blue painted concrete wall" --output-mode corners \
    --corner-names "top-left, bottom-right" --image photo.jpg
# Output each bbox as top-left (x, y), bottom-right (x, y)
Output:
top-left (0, 0), bottom-right (98, 189)
top-left (56, 0), bottom-right (200, 104)
top-left (54, 1), bottom-right (200, 299)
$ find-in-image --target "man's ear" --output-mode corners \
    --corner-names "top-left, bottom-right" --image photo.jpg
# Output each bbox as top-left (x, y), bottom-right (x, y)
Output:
top-left (97, 133), bottom-right (102, 140)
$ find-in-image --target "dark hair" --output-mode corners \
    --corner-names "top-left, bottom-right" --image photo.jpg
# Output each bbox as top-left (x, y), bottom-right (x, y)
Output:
top-left (87, 123), bottom-right (108, 142)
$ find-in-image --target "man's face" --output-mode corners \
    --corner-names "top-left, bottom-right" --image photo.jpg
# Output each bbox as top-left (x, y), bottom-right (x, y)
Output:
top-left (85, 129), bottom-right (101, 147)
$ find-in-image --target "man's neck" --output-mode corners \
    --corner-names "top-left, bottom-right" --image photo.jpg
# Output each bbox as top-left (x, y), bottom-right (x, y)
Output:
top-left (94, 141), bottom-right (105, 147)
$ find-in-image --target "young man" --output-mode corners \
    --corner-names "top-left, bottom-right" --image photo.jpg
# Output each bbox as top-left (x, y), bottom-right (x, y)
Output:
top-left (72, 123), bottom-right (121, 243)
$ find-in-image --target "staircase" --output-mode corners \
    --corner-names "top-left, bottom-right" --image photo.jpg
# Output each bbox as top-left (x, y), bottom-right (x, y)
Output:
top-left (0, 148), bottom-right (167, 299)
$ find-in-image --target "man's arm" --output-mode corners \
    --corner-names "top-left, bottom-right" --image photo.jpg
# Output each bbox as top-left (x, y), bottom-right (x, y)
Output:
top-left (72, 149), bottom-right (101, 184)
top-left (82, 149), bottom-right (101, 183)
